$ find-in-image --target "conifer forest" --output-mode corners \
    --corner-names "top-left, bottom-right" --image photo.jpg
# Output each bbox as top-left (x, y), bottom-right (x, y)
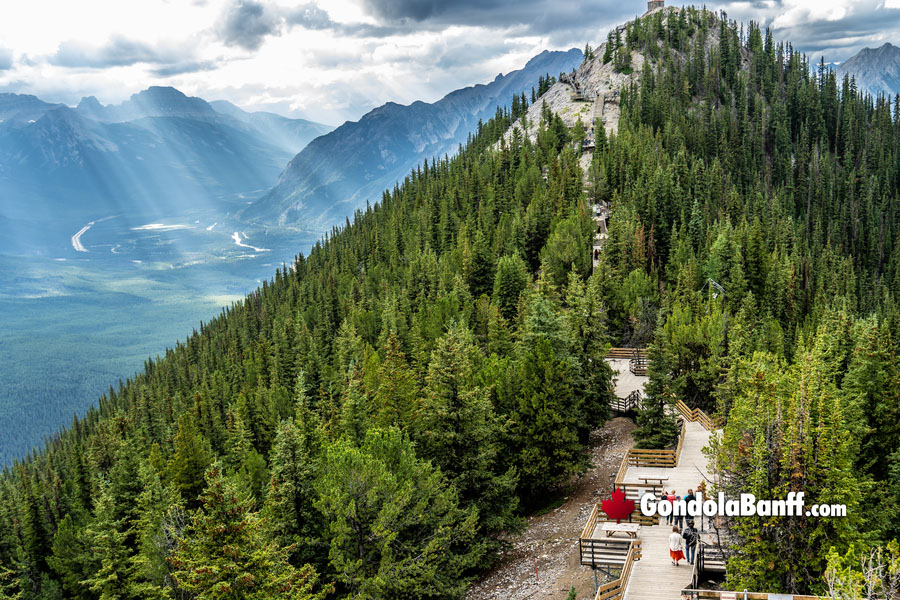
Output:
top-left (4, 7), bottom-right (900, 599)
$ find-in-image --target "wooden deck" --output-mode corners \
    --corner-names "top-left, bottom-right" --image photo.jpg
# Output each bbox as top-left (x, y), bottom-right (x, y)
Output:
top-left (582, 361), bottom-right (719, 599)
top-left (620, 420), bottom-right (716, 600)
top-left (622, 525), bottom-right (693, 599)
top-left (607, 358), bottom-right (647, 401)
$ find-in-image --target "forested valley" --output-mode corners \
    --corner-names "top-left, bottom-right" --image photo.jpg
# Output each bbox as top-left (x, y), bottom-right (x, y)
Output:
top-left (3, 7), bottom-right (900, 598)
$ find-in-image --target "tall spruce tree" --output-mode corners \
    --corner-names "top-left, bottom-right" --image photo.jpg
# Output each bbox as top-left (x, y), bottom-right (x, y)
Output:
top-left (170, 465), bottom-right (329, 600)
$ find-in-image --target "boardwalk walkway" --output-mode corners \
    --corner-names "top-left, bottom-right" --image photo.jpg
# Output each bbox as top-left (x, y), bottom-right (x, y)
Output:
top-left (582, 357), bottom-right (719, 600)
top-left (621, 419), bottom-right (714, 600)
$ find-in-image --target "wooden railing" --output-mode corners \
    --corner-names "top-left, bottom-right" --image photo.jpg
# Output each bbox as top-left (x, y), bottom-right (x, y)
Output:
top-left (676, 399), bottom-right (715, 431)
top-left (606, 347), bottom-right (648, 360)
top-left (611, 389), bottom-right (642, 414)
top-left (581, 503), bottom-right (603, 541)
top-left (626, 448), bottom-right (676, 468)
top-left (680, 592), bottom-right (823, 600)
top-left (674, 417), bottom-right (687, 463)
top-left (629, 356), bottom-right (648, 376)
top-left (594, 540), bottom-right (642, 600)
top-left (614, 450), bottom-right (630, 485)
top-left (618, 418), bottom-right (686, 473)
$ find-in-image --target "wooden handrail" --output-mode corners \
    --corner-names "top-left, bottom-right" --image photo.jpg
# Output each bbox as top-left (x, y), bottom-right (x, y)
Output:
top-left (606, 347), bottom-right (648, 359)
top-left (674, 418), bottom-right (686, 463)
top-left (676, 399), bottom-right (715, 431)
top-left (614, 451), bottom-right (630, 485)
top-left (594, 540), bottom-right (642, 600)
top-left (581, 503), bottom-right (601, 540)
top-left (680, 592), bottom-right (824, 600)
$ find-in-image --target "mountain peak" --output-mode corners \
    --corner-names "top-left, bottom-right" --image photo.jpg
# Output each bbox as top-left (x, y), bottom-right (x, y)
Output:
top-left (838, 42), bottom-right (900, 97)
top-left (129, 86), bottom-right (188, 101)
top-left (245, 47), bottom-right (584, 227)
top-left (119, 86), bottom-right (216, 120)
top-left (77, 96), bottom-right (103, 109)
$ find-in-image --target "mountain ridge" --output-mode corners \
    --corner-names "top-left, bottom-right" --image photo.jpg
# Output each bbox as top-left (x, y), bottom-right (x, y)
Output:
top-left (243, 48), bottom-right (584, 228)
top-left (0, 86), bottom-right (335, 242)
top-left (837, 42), bottom-right (900, 96)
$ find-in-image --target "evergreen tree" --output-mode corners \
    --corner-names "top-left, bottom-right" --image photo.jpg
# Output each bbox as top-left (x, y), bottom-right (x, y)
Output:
top-left (513, 336), bottom-right (583, 497)
top-left (166, 413), bottom-right (213, 506)
top-left (372, 333), bottom-right (417, 429)
top-left (81, 480), bottom-right (140, 600)
top-left (264, 420), bottom-right (322, 569)
top-left (170, 465), bottom-right (330, 600)
top-left (315, 429), bottom-right (480, 598)
top-left (414, 325), bottom-right (520, 536)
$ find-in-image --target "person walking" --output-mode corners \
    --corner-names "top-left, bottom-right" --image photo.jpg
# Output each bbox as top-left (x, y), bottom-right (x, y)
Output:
top-left (695, 482), bottom-right (707, 530)
top-left (682, 488), bottom-right (695, 528)
top-left (682, 520), bottom-right (698, 564)
top-left (665, 490), bottom-right (676, 525)
top-left (669, 526), bottom-right (685, 566)
top-left (673, 493), bottom-right (684, 529)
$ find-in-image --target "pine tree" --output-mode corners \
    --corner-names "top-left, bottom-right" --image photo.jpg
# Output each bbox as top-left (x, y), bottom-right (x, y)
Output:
top-left (338, 368), bottom-right (370, 446)
top-left (414, 325), bottom-right (520, 535)
top-left (373, 333), bottom-right (417, 429)
top-left (513, 336), bottom-right (583, 496)
top-left (315, 429), bottom-right (480, 598)
top-left (170, 465), bottom-right (330, 600)
top-left (48, 513), bottom-right (93, 600)
top-left (711, 348), bottom-right (862, 594)
top-left (264, 420), bottom-right (322, 569)
top-left (81, 480), bottom-right (140, 600)
top-left (564, 271), bottom-right (615, 429)
top-left (166, 413), bottom-right (213, 506)
top-left (493, 254), bottom-right (530, 321)
top-left (132, 460), bottom-right (182, 599)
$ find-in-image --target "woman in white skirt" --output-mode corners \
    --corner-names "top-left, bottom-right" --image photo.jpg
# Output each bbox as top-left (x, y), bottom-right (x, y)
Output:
top-left (668, 526), bottom-right (685, 566)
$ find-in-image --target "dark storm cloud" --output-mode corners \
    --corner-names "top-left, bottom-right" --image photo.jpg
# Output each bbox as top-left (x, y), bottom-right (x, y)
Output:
top-left (218, 0), bottom-right (278, 50)
top-left (358, 0), bottom-right (636, 33)
top-left (357, 0), bottom-right (900, 62)
top-left (151, 60), bottom-right (218, 77)
top-left (50, 36), bottom-right (186, 68)
top-left (217, 0), bottom-right (356, 50)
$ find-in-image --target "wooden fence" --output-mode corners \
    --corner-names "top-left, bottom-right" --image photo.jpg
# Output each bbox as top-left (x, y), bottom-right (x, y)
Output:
top-left (611, 389), bottom-right (641, 414)
top-left (617, 418), bottom-right (686, 475)
top-left (593, 540), bottom-right (642, 600)
top-left (676, 399), bottom-right (715, 430)
top-left (629, 356), bottom-right (648, 376)
top-left (680, 591), bottom-right (824, 599)
top-left (606, 347), bottom-right (648, 360)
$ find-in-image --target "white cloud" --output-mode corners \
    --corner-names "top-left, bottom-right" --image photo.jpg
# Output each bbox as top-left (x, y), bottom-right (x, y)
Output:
top-left (3, 0), bottom-right (900, 124)
top-left (772, 0), bottom-right (851, 28)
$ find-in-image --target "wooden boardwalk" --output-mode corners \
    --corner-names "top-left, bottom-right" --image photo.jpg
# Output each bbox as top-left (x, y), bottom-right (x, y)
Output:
top-left (590, 357), bottom-right (719, 599)
top-left (622, 525), bottom-right (693, 599)
top-left (620, 423), bottom-right (716, 600)
top-left (608, 358), bottom-right (647, 400)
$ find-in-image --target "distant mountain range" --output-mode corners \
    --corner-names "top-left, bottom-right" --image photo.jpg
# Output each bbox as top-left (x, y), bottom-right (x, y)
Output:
top-left (2, 49), bottom-right (582, 251)
top-left (837, 43), bottom-right (900, 97)
top-left (0, 87), bottom-right (332, 247)
top-left (243, 48), bottom-right (584, 228)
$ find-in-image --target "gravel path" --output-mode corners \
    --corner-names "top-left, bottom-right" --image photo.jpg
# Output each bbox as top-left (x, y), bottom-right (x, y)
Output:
top-left (466, 418), bottom-right (637, 600)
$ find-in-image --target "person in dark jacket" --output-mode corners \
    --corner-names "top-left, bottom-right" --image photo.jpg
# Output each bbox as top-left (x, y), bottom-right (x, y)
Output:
top-left (682, 520), bottom-right (699, 564)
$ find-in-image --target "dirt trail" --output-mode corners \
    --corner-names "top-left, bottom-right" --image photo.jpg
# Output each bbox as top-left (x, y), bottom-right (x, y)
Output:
top-left (466, 418), bottom-right (636, 600)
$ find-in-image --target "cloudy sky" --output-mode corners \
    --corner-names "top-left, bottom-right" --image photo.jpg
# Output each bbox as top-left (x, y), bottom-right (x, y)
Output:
top-left (2, 0), bottom-right (900, 125)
